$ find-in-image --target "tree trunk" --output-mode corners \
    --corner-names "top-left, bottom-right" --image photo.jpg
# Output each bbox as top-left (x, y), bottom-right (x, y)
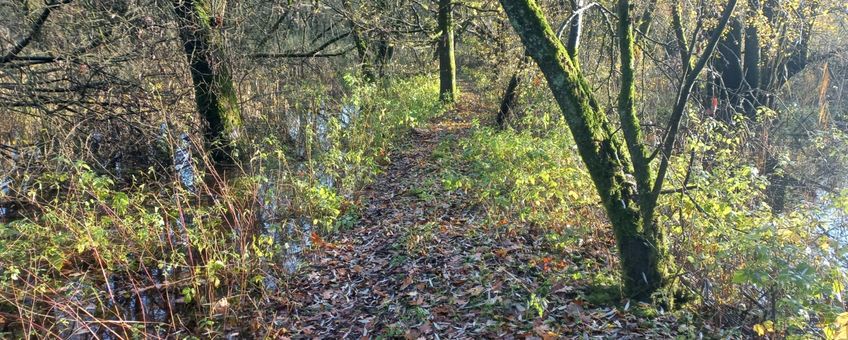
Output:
top-left (437, 0), bottom-right (457, 102)
top-left (764, 154), bottom-right (787, 213)
top-left (498, 0), bottom-right (666, 301)
top-left (342, 0), bottom-right (375, 81)
top-left (636, 0), bottom-right (658, 40)
top-left (375, 38), bottom-right (394, 78)
top-left (565, 0), bottom-right (583, 61)
top-left (742, 4), bottom-right (761, 117)
top-left (499, 0), bottom-right (737, 302)
top-left (497, 56), bottom-right (527, 129)
top-left (374, 0), bottom-right (394, 78)
top-left (172, 0), bottom-right (242, 166)
top-left (714, 17), bottom-right (745, 121)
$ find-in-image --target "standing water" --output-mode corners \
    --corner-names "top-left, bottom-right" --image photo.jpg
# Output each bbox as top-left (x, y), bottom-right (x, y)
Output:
top-left (256, 104), bottom-right (358, 274)
top-left (174, 133), bottom-right (195, 192)
top-left (0, 176), bottom-right (10, 218)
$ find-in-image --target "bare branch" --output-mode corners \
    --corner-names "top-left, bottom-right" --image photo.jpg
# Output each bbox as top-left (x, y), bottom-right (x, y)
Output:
top-left (0, 0), bottom-right (71, 64)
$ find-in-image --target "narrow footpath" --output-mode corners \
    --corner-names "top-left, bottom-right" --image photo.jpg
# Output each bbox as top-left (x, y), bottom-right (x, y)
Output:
top-left (272, 92), bottom-right (683, 339)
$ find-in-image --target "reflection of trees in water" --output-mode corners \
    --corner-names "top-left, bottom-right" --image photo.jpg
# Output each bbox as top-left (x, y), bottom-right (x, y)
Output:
top-left (256, 105), bottom-right (358, 275)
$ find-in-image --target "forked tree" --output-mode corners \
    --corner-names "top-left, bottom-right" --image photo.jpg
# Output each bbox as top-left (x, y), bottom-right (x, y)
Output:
top-left (498, 0), bottom-right (737, 302)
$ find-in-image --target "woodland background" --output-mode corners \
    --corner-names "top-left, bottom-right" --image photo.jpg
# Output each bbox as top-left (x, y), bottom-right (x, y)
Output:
top-left (1, 0), bottom-right (848, 338)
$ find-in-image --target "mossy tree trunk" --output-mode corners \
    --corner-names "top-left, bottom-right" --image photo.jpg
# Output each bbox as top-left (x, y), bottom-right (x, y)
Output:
top-left (498, 0), bottom-right (737, 302)
top-left (374, 0), bottom-right (395, 78)
top-left (437, 0), bottom-right (457, 102)
top-left (342, 0), bottom-right (375, 81)
top-left (172, 0), bottom-right (242, 166)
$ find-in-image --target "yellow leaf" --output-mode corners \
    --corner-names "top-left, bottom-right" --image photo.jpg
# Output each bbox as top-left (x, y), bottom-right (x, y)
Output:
top-left (837, 312), bottom-right (848, 326)
top-left (753, 324), bottom-right (766, 336)
top-left (753, 321), bottom-right (774, 336)
top-left (824, 325), bottom-right (835, 340)
top-left (821, 239), bottom-right (832, 251)
top-left (834, 281), bottom-right (846, 297)
top-left (763, 320), bottom-right (775, 332)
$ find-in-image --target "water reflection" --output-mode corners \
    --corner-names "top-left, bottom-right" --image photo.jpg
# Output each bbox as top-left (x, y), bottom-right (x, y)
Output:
top-left (283, 217), bottom-right (313, 274)
top-left (340, 104), bottom-right (358, 128)
top-left (812, 190), bottom-right (848, 246)
top-left (257, 181), bottom-right (314, 275)
top-left (47, 103), bottom-right (359, 337)
top-left (0, 176), bottom-right (10, 218)
top-left (174, 133), bottom-right (195, 192)
top-left (256, 104), bottom-right (356, 274)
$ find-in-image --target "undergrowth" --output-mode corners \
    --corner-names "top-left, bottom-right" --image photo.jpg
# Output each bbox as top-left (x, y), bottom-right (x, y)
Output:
top-left (439, 110), bottom-right (848, 338)
top-left (0, 74), bottom-right (443, 338)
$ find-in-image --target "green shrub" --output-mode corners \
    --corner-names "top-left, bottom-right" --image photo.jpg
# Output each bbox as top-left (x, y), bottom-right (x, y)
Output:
top-left (444, 108), bottom-right (847, 337)
top-left (0, 74), bottom-right (445, 337)
top-left (440, 119), bottom-right (597, 227)
top-left (659, 117), bottom-right (847, 337)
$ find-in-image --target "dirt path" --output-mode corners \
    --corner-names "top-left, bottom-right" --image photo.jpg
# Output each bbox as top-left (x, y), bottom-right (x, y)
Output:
top-left (271, 93), bottom-right (682, 339)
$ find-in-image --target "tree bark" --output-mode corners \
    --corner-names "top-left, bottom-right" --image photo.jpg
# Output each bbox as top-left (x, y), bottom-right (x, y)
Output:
top-left (497, 73), bottom-right (520, 129)
top-left (714, 17), bottom-right (745, 120)
top-left (764, 154), bottom-right (787, 213)
top-left (742, 1), bottom-right (761, 117)
top-left (342, 0), bottom-right (374, 81)
top-left (438, 0), bottom-right (457, 102)
top-left (497, 55), bottom-right (529, 129)
top-left (498, 0), bottom-right (663, 301)
top-left (172, 0), bottom-right (242, 166)
top-left (499, 0), bottom-right (738, 302)
top-left (374, 0), bottom-right (394, 78)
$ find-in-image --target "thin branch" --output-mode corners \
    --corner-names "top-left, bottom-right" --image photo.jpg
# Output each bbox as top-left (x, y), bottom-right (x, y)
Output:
top-left (250, 31), bottom-right (352, 59)
top-left (255, 10), bottom-right (291, 49)
top-left (650, 0), bottom-right (739, 202)
top-left (670, 0), bottom-right (691, 74)
top-left (555, 2), bottom-right (598, 40)
top-left (0, 0), bottom-right (71, 64)
top-left (251, 46), bottom-right (355, 59)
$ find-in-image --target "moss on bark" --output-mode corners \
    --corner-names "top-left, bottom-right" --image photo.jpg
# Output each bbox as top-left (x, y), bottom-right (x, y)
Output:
top-left (172, 0), bottom-right (243, 166)
top-left (498, 0), bottom-right (670, 302)
top-left (438, 0), bottom-right (457, 102)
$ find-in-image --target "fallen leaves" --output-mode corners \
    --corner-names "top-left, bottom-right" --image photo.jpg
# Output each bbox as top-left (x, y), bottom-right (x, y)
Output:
top-left (212, 297), bottom-right (229, 315)
top-left (400, 275), bottom-right (414, 291)
top-left (467, 285), bottom-right (485, 297)
top-left (267, 114), bottom-right (687, 339)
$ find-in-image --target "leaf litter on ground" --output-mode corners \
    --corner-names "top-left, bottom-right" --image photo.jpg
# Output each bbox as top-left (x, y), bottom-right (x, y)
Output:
top-left (269, 95), bottom-right (688, 339)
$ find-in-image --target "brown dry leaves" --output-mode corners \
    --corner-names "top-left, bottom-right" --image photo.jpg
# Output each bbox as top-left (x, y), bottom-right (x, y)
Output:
top-left (267, 105), bottom-right (685, 339)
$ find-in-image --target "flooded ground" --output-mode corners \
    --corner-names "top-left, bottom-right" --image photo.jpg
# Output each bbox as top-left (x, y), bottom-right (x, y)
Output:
top-left (0, 104), bottom-right (359, 337)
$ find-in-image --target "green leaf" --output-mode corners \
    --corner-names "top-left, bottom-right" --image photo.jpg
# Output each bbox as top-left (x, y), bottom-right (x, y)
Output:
top-left (732, 270), bottom-right (749, 284)
top-left (112, 192), bottom-right (130, 214)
